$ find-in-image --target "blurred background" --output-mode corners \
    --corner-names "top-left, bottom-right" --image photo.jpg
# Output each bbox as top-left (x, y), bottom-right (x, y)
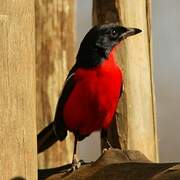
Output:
top-left (77, 0), bottom-right (180, 163)
top-left (152, 0), bottom-right (180, 162)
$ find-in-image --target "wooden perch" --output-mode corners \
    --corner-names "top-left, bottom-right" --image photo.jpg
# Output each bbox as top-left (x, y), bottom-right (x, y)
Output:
top-left (38, 149), bottom-right (180, 180)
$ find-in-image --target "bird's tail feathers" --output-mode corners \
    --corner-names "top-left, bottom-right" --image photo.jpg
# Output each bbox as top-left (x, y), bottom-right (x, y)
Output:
top-left (37, 120), bottom-right (67, 153)
top-left (37, 122), bottom-right (58, 153)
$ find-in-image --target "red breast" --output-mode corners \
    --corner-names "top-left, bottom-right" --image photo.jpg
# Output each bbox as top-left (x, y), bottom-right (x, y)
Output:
top-left (63, 49), bottom-right (123, 135)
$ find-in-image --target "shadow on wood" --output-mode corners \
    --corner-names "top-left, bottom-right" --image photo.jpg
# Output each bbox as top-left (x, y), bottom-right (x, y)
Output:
top-left (38, 149), bottom-right (180, 180)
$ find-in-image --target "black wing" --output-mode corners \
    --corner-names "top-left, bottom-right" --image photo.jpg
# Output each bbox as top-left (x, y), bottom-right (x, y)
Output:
top-left (53, 65), bottom-right (77, 140)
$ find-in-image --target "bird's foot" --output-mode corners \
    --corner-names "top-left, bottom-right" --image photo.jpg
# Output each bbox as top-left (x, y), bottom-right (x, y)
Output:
top-left (72, 158), bottom-right (81, 171)
top-left (67, 154), bottom-right (81, 173)
top-left (66, 159), bottom-right (93, 173)
top-left (103, 140), bottom-right (112, 153)
top-left (102, 148), bottom-right (108, 153)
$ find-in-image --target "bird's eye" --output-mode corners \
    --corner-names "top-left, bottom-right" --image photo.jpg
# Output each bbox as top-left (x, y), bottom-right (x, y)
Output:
top-left (111, 29), bottom-right (118, 38)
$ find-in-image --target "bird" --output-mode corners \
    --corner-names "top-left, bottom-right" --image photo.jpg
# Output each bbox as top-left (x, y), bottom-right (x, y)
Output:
top-left (37, 23), bottom-right (142, 171)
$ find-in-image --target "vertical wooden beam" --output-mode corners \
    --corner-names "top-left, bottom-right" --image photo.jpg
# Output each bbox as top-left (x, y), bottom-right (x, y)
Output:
top-left (93, 0), bottom-right (158, 161)
top-left (0, 0), bottom-right (37, 179)
top-left (35, 0), bottom-right (75, 168)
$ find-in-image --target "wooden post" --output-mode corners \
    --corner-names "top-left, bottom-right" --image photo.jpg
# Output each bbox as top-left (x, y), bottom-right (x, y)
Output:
top-left (0, 1), bottom-right (37, 179)
top-left (93, 0), bottom-right (158, 161)
top-left (35, 0), bottom-right (75, 168)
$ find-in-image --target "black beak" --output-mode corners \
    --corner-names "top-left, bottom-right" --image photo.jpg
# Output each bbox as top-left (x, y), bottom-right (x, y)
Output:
top-left (120, 27), bottom-right (142, 39)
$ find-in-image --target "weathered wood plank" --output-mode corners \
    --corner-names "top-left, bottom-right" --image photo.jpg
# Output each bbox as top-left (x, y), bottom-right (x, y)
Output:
top-left (0, 0), bottom-right (37, 178)
top-left (93, 0), bottom-right (158, 161)
top-left (38, 149), bottom-right (180, 180)
top-left (35, 0), bottom-right (75, 168)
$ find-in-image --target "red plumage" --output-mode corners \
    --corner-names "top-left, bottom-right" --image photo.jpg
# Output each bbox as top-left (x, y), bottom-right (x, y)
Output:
top-left (63, 48), bottom-right (123, 135)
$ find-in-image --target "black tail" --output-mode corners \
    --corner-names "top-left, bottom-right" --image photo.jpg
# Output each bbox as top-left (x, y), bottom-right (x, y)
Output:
top-left (37, 122), bottom-right (58, 153)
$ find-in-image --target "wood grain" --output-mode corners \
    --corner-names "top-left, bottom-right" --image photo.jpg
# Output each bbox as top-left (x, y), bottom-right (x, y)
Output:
top-left (93, 0), bottom-right (158, 161)
top-left (0, 0), bottom-right (37, 178)
top-left (35, 0), bottom-right (75, 168)
top-left (39, 149), bottom-right (180, 180)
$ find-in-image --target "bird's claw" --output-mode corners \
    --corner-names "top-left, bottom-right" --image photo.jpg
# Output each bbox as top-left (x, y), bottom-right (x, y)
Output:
top-left (103, 148), bottom-right (108, 153)
top-left (102, 140), bottom-right (113, 153)
top-left (66, 159), bottom-right (93, 173)
top-left (71, 159), bottom-right (81, 171)
top-left (66, 154), bottom-right (81, 173)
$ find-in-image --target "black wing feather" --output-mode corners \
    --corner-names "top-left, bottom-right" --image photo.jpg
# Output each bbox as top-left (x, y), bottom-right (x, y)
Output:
top-left (53, 65), bottom-right (77, 140)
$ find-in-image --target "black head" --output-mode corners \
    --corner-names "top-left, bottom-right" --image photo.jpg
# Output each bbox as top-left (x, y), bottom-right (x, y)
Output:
top-left (76, 23), bottom-right (142, 68)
